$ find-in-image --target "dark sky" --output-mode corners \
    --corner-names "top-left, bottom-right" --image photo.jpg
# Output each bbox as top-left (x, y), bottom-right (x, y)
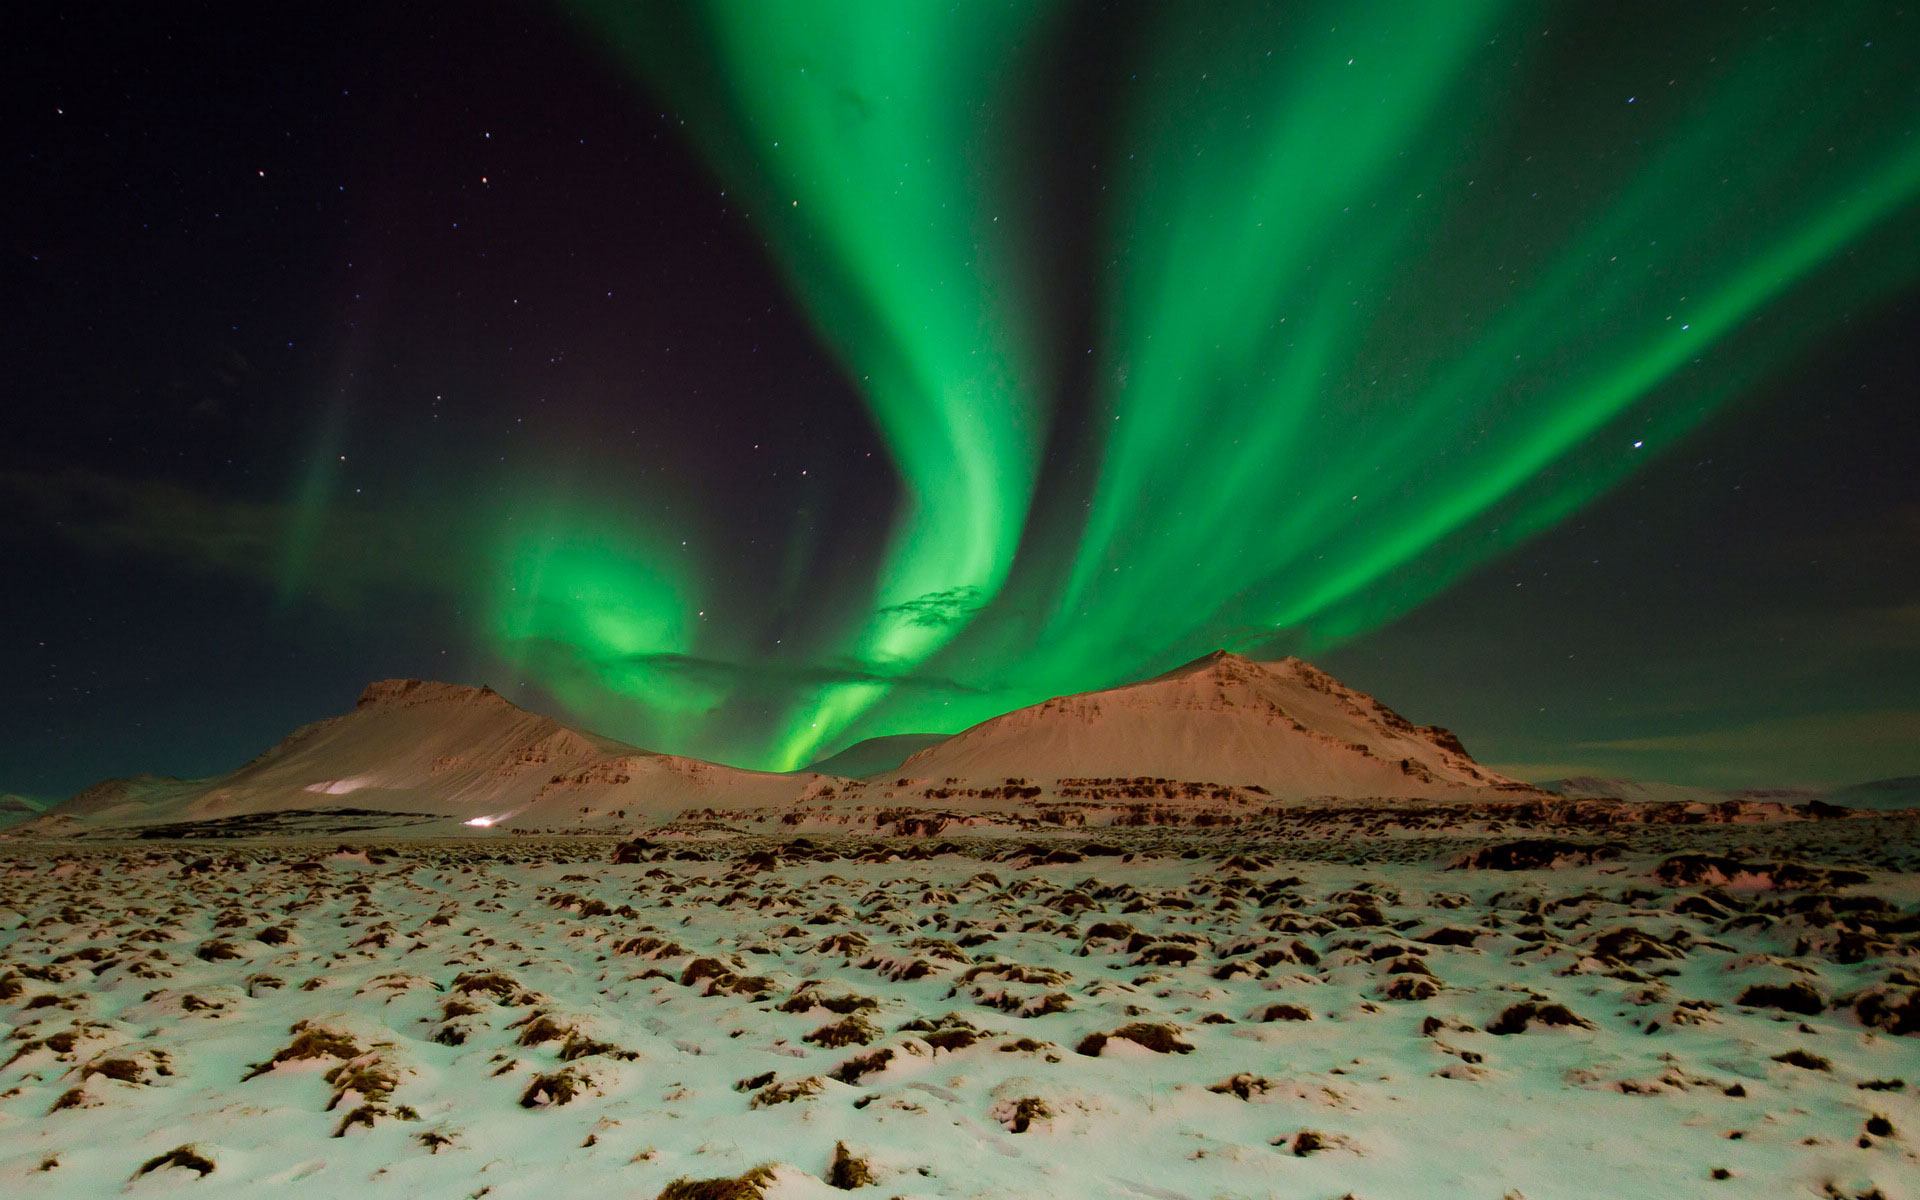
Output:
top-left (6, 1), bottom-right (1918, 799)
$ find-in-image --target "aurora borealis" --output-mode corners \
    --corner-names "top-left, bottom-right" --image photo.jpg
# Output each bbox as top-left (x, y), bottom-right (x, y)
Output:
top-left (557, 0), bottom-right (1920, 768)
top-left (7, 2), bottom-right (1920, 796)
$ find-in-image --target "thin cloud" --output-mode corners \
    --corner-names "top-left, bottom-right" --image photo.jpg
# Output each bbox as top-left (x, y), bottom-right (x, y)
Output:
top-left (876, 585), bottom-right (985, 628)
top-left (0, 467), bottom-right (467, 610)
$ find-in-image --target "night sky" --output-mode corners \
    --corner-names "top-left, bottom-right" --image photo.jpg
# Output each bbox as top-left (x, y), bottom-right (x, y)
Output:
top-left (7, 1), bottom-right (1918, 801)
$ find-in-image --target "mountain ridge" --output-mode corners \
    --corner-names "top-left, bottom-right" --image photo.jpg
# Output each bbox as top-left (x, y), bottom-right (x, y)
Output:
top-left (25, 654), bottom-right (1565, 834)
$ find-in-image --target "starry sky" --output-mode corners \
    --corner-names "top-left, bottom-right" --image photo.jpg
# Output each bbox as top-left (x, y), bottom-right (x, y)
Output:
top-left (6, 1), bottom-right (1919, 800)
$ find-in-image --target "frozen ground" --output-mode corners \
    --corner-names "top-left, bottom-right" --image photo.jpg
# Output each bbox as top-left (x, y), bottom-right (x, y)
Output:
top-left (2, 819), bottom-right (1917, 1199)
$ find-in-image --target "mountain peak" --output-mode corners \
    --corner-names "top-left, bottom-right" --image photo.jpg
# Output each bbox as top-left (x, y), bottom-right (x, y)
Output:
top-left (1152, 648), bottom-right (1263, 681)
top-left (1142, 650), bottom-right (1333, 693)
top-left (355, 678), bottom-right (509, 710)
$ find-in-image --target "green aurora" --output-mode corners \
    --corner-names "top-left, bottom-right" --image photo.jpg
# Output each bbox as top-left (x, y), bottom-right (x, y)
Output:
top-left (502, 1), bottom-right (1920, 770)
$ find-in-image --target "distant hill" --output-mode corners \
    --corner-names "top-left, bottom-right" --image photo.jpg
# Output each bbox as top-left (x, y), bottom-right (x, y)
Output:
top-left (1540, 774), bottom-right (1918, 810)
top-left (1537, 776), bottom-right (1737, 806)
top-left (805, 733), bottom-right (950, 779)
top-left (0, 794), bottom-right (44, 826)
top-left (1825, 776), bottom-right (1920, 811)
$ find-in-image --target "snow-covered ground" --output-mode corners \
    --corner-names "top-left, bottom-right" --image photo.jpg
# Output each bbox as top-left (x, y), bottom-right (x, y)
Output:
top-left (2, 819), bottom-right (1916, 1198)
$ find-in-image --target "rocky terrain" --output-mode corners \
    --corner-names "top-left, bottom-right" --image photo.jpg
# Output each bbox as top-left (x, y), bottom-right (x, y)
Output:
top-left (2, 813), bottom-right (1916, 1198)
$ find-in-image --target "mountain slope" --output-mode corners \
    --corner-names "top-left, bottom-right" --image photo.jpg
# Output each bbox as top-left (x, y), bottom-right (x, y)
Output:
top-left (1537, 776), bottom-right (1735, 805)
top-left (805, 733), bottom-right (951, 779)
top-left (40, 679), bottom-right (844, 831)
top-left (886, 651), bottom-right (1536, 801)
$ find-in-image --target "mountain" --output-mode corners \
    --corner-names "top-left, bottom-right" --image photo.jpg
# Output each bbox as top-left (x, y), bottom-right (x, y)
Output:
top-left (1537, 776), bottom-right (1736, 805)
top-left (805, 733), bottom-right (950, 779)
top-left (1820, 776), bottom-right (1920, 811)
top-left (34, 679), bottom-right (844, 833)
top-left (883, 651), bottom-right (1537, 800)
top-left (0, 794), bottom-right (43, 826)
top-left (24, 654), bottom-right (1560, 836)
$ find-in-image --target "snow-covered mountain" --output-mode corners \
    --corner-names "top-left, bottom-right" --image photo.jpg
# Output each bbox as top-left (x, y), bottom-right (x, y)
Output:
top-left (1822, 776), bottom-right (1920, 811)
top-left (27, 654), bottom-right (1556, 835)
top-left (1536, 776), bottom-right (1736, 805)
top-left (1543, 774), bottom-right (1920, 811)
top-left (884, 651), bottom-right (1537, 800)
top-left (37, 679), bottom-right (843, 832)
